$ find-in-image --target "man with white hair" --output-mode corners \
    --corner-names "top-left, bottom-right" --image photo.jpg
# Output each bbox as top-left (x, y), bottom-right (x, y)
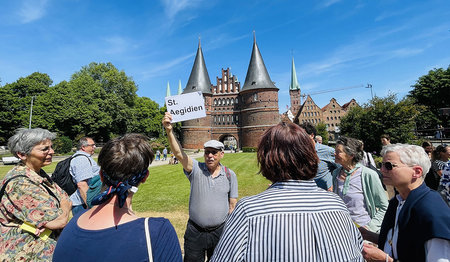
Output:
top-left (163, 112), bottom-right (238, 262)
top-left (362, 144), bottom-right (450, 262)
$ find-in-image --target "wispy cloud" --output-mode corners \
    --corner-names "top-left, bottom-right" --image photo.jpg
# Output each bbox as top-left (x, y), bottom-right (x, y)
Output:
top-left (140, 52), bottom-right (195, 79)
top-left (160, 0), bottom-right (204, 19)
top-left (375, 8), bottom-right (413, 22)
top-left (102, 36), bottom-right (133, 55)
top-left (318, 0), bottom-right (342, 9)
top-left (18, 0), bottom-right (49, 23)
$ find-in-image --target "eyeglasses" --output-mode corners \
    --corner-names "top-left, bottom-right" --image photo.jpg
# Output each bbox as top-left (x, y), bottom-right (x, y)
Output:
top-left (204, 149), bottom-right (219, 155)
top-left (381, 161), bottom-right (400, 170)
top-left (86, 144), bottom-right (96, 147)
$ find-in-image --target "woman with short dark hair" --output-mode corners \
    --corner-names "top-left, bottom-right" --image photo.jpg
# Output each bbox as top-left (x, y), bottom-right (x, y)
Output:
top-left (54, 134), bottom-right (182, 262)
top-left (332, 136), bottom-right (388, 233)
top-left (0, 128), bottom-right (72, 261)
top-left (212, 122), bottom-right (364, 261)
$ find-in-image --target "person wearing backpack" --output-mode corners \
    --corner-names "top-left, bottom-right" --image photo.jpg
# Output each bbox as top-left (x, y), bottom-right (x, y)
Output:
top-left (69, 137), bottom-right (100, 215)
top-left (163, 112), bottom-right (238, 262)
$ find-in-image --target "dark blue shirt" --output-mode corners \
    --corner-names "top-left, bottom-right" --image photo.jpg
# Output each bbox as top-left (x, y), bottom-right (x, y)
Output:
top-left (53, 212), bottom-right (182, 262)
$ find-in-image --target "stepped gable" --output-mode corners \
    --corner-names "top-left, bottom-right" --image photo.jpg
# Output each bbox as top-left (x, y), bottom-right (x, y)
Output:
top-left (183, 40), bottom-right (212, 95)
top-left (241, 33), bottom-right (277, 92)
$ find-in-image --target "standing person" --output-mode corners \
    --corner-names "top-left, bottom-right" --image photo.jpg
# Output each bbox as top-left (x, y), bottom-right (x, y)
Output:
top-left (362, 144), bottom-right (450, 262)
top-left (162, 112), bottom-right (238, 262)
top-left (212, 122), bottom-right (363, 261)
top-left (69, 137), bottom-right (100, 215)
top-left (425, 144), bottom-right (450, 190)
top-left (332, 137), bottom-right (388, 233)
top-left (0, 128), bottom-right (71, 261)
top-left (380, 134), bottom-right (391, 147)
top-left (162, 147), bottom-right (168, 161)
top-left (156, 149), bottom-right (161, 161)
top-left (53, 134), bottom-right (182, 261)
top-left (360, 140), bottom-right (376, 168)
top-left (299, 122), bottom-right (338, 191)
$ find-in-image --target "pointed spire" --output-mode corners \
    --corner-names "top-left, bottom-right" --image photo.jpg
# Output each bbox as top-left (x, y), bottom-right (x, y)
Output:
top-left (183, 40), bottom-right (212, 94)
top-left (241, 32), bottom-right (277, 92)
top-left (166, 81), bottom-right (171, 97)
top-left (177, 80), bottom-right (182, 95)
top-left (290, 57), bottom-right (300, 91)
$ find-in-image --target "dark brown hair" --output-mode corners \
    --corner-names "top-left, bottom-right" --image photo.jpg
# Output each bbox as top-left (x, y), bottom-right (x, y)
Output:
top-left (98, 133), bottom-right (154, 182)
top-left (257, 122), bottom-right (318, 182)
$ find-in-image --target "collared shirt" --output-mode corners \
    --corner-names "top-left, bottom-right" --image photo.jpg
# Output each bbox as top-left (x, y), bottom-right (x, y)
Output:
top-left (315, 143), bottom-right (338, 190)
top-left (69, 151), bottom-right (99, 206)
top-left (211, 180), bottom-right (363, 262)
top-left (184, 159), bottom-right (238, 228)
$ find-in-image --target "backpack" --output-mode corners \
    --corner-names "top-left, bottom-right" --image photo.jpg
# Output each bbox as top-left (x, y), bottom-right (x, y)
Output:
top-left (51, 154), bottom-right (91, 195)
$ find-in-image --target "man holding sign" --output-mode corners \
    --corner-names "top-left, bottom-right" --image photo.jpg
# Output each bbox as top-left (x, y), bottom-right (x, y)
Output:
top-left (162, 112), bottom-right (238, 262)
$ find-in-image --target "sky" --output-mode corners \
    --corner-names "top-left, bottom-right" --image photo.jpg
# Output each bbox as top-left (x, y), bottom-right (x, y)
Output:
top-left (1, 0), bottom-right (449, 113)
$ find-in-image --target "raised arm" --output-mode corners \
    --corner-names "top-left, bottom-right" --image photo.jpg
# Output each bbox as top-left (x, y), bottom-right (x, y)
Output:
top-left (162, 112), bottom-right (193, 173)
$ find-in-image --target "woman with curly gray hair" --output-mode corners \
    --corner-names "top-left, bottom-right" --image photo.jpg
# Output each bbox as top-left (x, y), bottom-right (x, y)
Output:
top-left (0, 128), bottom-right (71, 261)
top-left (332, 136), bottom-right (388, 233)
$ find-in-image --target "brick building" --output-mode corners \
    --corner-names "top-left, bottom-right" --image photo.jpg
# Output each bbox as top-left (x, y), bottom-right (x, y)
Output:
top-left (286, 57), bottom-right (359, 139)
top-left (179, 36), bottom-right (279, 149)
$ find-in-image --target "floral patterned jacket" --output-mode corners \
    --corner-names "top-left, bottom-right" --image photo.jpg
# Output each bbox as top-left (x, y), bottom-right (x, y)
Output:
top-left (0, 164), bottom-right (69, 261)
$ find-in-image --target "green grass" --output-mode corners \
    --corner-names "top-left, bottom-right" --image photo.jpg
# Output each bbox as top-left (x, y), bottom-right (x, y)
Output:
top-left (0, 152), bottom-right (267, 249)
top-left (133, 152), bottom-right (268, 212)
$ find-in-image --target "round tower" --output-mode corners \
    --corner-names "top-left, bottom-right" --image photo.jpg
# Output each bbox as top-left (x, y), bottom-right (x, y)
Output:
top-left (181, 40), bottom-right (213, 149)
top-left (239, 34), bottom-right (279, 148)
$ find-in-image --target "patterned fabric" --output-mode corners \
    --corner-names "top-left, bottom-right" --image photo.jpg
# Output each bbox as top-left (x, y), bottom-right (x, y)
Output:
top-left (0, 164), bottom-right (68, 261)
top-left (211, 180), bottom-right (363, 262)
top-left (440, 160), bottom-right (450, 204)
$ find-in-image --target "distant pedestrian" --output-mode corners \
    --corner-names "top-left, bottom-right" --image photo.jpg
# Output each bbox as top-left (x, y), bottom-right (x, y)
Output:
top-left (156, 149), bottom-right (161, 161)
top-left (163, 147), bottom-right (168, 161)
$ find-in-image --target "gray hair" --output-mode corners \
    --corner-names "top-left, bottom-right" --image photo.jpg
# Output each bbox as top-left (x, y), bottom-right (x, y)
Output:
top-left (77, 137), bottom-right (93, 150)
top-left (336, 136), bottom-right (363, 164)
top-left (8, 128), bottom-right (56, 157)
top-left (381, 143), bottom-right (431, 176)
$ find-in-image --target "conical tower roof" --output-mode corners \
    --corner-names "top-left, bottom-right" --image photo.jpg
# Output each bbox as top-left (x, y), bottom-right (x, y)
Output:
top-left (177, 80), bottom-right (183, 95)
top-left (183, 40), bottom-right (212, 95)
top-left (290, 57), bottom-right (300, 91)
top-left (241, 33), bottom-right (277, 92)
top-left (166, 81), bottom-right (171, 97)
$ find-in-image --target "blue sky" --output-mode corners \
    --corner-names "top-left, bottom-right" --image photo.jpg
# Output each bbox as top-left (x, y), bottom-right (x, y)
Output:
top-left (1, 0), bottom-right (449, 112)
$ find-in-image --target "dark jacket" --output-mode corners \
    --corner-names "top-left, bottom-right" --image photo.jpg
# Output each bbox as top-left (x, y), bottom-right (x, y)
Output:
top-left (378, 182), bottom-right (450, 261)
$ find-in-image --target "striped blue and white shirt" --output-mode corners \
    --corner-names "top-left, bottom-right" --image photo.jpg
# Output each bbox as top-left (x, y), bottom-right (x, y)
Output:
top-left (211, 180), bottom-right (364, 262)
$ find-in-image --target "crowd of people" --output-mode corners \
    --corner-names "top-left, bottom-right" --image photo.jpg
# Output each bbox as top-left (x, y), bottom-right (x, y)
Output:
top-left (0, 115), bottom-right (449, 261)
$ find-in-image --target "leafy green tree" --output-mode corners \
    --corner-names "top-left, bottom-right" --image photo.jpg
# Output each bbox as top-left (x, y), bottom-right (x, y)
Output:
top-left (408, 66), bottom-right (450, 135)
top-left (339, 94), bottom-right (419, 154)
top-left (127, 96), bottom-right (164, 138)
top-left (0, 73), bottom-right (52, 143)
top-left (316, 122), bottom-right (329, 145)
top-left (71, 62), bottom-right (138, 107)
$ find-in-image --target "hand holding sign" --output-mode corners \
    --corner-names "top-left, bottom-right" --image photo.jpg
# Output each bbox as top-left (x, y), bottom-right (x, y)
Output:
top-left (165, 91), bottom-right (206, 123)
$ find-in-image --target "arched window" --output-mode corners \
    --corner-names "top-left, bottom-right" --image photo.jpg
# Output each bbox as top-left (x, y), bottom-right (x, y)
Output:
top-left (253, 93), bottom-right (258, 102)
top-left (214, 99), bottom-right (217, 106)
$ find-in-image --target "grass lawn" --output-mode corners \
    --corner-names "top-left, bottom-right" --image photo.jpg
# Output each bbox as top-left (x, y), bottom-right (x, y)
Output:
top-left (0, 152), bottom-right (269, 249)
top-left (134, 152), bottom-right (269, 247)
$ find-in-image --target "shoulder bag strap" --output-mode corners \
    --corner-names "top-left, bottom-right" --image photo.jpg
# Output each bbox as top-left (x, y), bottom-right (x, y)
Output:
top-left (144, 217), bottom-right (153, 262)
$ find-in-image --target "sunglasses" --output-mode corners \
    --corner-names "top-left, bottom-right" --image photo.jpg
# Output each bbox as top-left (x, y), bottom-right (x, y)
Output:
top-left (204, 149), bottom-right (220, 155)
top-left (381, 161), bottom-right (399, 170)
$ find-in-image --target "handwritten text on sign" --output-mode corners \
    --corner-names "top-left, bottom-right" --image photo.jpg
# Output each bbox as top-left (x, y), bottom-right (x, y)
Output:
top-left (165, 91), bottom-right (206, 123)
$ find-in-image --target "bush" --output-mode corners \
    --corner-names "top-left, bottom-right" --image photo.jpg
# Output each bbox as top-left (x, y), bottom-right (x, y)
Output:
top-left (242, 147), bottom-right (257, 152)
top-left (54, 136), bottom-right (73, 154)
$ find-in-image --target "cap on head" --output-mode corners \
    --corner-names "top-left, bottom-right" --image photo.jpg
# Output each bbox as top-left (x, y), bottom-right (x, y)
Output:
top-left (204, 140), bottom-right (224, 151)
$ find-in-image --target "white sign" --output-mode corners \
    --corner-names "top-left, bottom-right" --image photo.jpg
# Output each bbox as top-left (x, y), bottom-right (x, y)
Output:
top-left (165, 91), bottom-right (206, 123)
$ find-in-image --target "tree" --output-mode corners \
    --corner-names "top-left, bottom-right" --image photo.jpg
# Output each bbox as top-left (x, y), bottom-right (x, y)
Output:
top-left (408, 66), bottom-right (450, 136)
top-left (339, 94), bottom-right (419, 154)
top-left (316, 122), bottom-right (329, 145)
top-left (0, 72), bottom-right (53, 143)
